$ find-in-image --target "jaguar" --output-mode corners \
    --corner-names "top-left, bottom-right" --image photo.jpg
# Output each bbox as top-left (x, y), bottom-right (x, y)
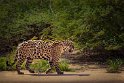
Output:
top-left (7, 40), bottom-right (74, 75)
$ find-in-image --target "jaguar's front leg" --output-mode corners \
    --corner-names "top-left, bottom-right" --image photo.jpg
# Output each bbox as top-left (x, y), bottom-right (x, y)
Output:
top-left (54, 62), bottom-right (63, 75)
top-left (46, 62), bottom-right (53, 74)
top-left (26, 57), bottom-right (35, 73)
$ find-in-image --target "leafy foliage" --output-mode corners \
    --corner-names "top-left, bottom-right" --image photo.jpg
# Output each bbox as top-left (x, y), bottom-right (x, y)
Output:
top-left (0, 0), bottom-right (124, 55)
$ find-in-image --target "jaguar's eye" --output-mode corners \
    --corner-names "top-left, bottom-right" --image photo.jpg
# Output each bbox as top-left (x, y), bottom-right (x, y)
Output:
top-left (69, 49), bottom-right (72, 52)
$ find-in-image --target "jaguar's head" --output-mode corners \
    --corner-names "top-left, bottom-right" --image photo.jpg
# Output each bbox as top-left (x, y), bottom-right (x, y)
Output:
top-left (51, 40), bottom-right (74, 55)
top-left (61, 40), bottom-right (74, 54)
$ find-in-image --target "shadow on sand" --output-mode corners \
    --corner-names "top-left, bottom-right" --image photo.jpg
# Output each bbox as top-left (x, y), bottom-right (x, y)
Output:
top-left (25, 73), bottom-right (90, 76)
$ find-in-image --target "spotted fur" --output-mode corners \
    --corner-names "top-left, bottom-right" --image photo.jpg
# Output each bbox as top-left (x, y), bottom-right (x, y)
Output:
top-left (7, 40), bottom-right (74, 74)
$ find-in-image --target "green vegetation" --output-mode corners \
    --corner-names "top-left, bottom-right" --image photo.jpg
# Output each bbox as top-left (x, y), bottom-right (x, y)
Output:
top-left (0, 0), bottom-right (124, 55)
top-left (30, 60), bottom-right (49, 73)
top-left (59, 60), bottom-right (72, 71)
top-left (106, 59), bottom-right (123, 73)
top-left (6, 50), bottom-right (17, 70)
top-left (0, 0), bottom-right (124, 71)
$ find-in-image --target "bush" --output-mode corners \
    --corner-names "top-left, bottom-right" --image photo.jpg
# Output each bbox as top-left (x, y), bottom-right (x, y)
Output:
top-left (0, 57), bottom-right (6, 70)
top-left (106, 59), bottom-right (123, 73)
top-left (30, 60), bottom-right (49, 73)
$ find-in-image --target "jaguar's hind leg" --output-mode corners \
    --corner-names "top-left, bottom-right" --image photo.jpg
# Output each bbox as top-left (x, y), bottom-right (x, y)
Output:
top-left (16, 59), bottom-right (25, 74)
top-left (25, 57), bottom-right (34, 73)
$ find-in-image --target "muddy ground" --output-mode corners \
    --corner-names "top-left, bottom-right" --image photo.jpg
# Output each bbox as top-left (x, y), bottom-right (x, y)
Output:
top-left (0, 68), bottom-right (124, 83)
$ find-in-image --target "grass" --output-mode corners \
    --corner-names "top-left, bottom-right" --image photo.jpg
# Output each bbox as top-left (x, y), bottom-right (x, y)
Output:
top-left (106, 58), bottom-right (123, 73)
